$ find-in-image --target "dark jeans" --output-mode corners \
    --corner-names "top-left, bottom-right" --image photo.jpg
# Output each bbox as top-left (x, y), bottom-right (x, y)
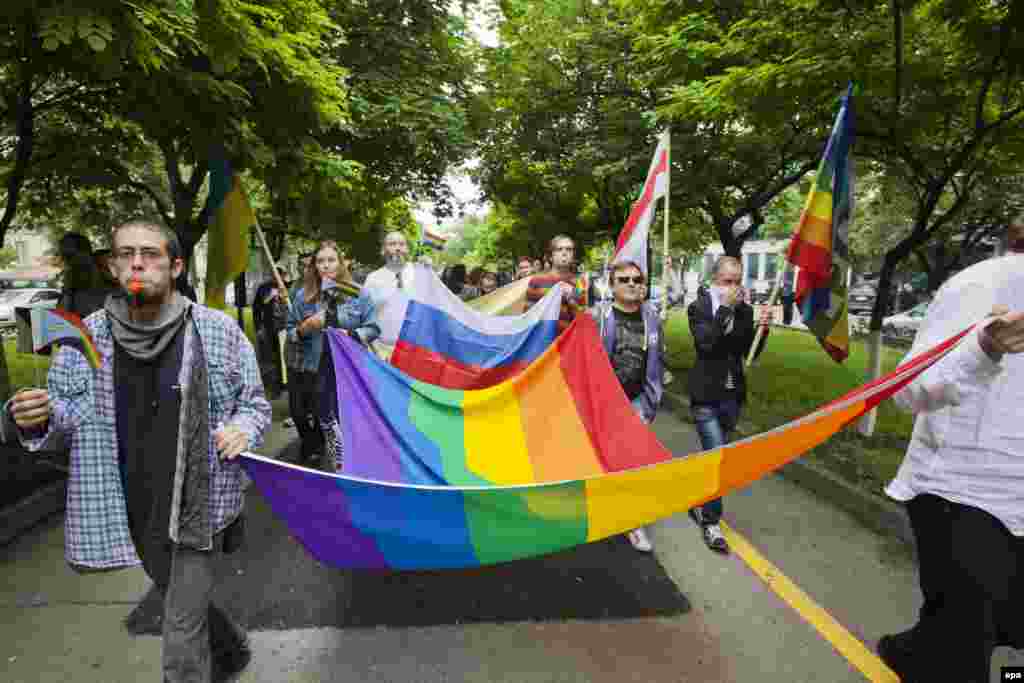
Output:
top-left (288, 370), bottom-right (324, 465)
top-left (690, 398), bottom-right (741, 525)
top-left (153, 531), bottom-right (247, 683)
top-left (898, 494), bottom-right (1024, 683)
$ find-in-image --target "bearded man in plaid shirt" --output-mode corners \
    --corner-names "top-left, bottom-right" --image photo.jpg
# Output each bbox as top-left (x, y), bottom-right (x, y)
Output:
top-left (5, 219), bottom-right (270, 682)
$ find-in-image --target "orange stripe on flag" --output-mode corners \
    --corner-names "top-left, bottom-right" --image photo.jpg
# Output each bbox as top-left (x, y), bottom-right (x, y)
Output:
top-left (794, 204), bottom-right (832, 251)
top-left (718, 402), bottom-right (864, 494)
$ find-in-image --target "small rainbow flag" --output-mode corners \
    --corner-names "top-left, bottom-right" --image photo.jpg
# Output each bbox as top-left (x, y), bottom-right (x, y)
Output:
top-left (421, 228), bottom-right (448, 250)
top-left (18, 307), bottom-right (101, 368)
top-left (787, 83), bottom-right (854, 363)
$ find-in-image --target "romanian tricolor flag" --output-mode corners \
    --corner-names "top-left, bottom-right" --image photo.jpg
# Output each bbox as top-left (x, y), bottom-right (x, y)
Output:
top-left (787, 84), bottom-right (855, 363)
top-left (240, 315), bottom-right (973, 570)
top-left (202, 153), bottom-right (256, 310)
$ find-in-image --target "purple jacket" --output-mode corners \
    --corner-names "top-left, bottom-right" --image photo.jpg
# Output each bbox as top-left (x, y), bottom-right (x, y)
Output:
top-left (591, 301), bottom-right (664, 423)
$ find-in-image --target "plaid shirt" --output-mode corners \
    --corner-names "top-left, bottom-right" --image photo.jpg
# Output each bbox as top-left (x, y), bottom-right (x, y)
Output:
top-left (4, 302), bottom-right (270, 571)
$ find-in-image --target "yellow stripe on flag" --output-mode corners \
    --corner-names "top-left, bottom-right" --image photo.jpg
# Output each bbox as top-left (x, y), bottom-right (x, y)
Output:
top-left (794, 190), bottom-right (833, 251)
top-left (206, 176), bottom-right (255, 310)
top-left (463, 383), bottom-right (535, 484)
top-left (584, 450), bottom-right (723, 541)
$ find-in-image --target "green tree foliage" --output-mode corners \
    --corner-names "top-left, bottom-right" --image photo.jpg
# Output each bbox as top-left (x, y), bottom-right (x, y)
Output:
top-left (636, 0), bottom-right (1024, 329)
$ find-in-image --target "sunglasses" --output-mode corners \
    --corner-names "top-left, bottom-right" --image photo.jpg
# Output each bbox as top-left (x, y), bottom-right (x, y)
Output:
top-left (615, 276), bottom-right (645, 285)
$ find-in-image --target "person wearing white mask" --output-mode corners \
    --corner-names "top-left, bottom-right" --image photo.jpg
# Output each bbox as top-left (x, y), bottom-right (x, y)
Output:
top-left (685, 255), bottom-right (771, 554)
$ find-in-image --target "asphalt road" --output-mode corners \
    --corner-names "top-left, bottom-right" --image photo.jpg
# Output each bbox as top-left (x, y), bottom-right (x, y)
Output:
top-left (3, 400), bottom-right (1022, 682)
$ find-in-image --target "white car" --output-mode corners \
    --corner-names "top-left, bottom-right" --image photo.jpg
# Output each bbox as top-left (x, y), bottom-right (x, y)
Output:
top-left (0, 288), bottom-right (62, 327)
top-left (882, 300), bottom-right (929, 341)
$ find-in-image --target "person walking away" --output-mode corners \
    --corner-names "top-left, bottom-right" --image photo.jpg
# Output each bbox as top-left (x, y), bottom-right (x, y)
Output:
top-left (6, 219), bottom-right (270, 682)
top-left (876, 217), bottom-right (1024, 683)
top-left (686, 256), bottom-right (771, 554)
top-left (58, 232), bottom-right (117, 320)
top-left (589, 260), bottom-right (665, 552)
top-left (253, 267), bottom-right (290, 400)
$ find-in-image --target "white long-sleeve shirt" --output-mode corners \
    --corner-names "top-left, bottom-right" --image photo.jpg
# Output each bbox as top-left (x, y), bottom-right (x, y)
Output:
top-left (886, 252), bottom-right (1024, 535)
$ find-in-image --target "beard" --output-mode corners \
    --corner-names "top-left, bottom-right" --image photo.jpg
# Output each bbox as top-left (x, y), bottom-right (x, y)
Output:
top-left (385, 252), bottom-right (405, 267)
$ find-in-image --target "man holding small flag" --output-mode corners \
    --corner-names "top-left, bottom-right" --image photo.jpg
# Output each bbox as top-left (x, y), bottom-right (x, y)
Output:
top-left (6, 219), bottom-right (270, 682)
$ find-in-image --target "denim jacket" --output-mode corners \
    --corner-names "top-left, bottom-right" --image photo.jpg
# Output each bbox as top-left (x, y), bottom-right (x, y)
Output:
top-left (286, 287), bottom-right (379, 373)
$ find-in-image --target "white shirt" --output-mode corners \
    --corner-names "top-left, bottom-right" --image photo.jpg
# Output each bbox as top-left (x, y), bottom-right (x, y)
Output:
top-left (361, 262), bottom-right (417, 307)
top-left (886, 252), bottom-right (1024, 535)
top-left (359, 262), bottom-right (417, 354)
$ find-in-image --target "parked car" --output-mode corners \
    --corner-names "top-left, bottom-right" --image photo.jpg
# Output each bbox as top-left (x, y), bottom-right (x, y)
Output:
top-left (848, 283), bottom-right (878, 316)
top-left (0, 288), bottom-right (61, 328)
top-left (883, 300), bottom-right (930, 340)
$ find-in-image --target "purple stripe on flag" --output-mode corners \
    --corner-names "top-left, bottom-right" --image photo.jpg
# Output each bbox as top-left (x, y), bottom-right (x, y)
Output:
top-left (242, 456), bottom-right (389, 569)
top-left (327, 331), bottom-right (409, 483)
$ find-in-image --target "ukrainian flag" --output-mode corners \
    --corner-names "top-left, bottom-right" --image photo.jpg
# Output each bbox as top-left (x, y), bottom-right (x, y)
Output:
top-left (202, 153), bottom-right (255, 310)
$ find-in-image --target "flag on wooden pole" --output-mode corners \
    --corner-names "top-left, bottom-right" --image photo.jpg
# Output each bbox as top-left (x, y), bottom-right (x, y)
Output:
top-left (202, 152), bottom-right (256, 310)
top-left (612, 130), bottom-right (670, 276)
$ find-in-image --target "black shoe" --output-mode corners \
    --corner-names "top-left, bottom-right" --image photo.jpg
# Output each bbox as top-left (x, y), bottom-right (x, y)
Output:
top-left (877, 631), bottom-right (915, 682)
top-left (213, 642), bottom-right (252, 683)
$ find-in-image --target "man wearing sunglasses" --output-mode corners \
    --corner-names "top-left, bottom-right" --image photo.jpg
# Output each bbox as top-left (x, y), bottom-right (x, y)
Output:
top-left (590, 260), bottom-right (665, 552)
top-left (687, 256), bottom-right (772, 554)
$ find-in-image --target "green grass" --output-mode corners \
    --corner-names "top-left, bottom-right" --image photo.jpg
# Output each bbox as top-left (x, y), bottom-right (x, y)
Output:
top-left (664, 313), bottom-right (914, 496)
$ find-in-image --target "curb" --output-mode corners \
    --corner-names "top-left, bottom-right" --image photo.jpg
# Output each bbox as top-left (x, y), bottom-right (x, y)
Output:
top-left (0, 478), bottom-right (66, 547)
top-left (662, 389), bottom-right (914, 547)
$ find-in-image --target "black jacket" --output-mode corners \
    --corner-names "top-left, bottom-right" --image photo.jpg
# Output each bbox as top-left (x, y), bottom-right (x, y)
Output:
top-left (687, 286), bottom-right (768, 405)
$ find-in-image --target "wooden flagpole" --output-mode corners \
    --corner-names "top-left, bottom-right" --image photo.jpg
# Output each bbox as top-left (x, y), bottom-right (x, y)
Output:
top-left (746, 241), bottom-right (789, 367)
top-left (252, 221), bottom-right (292, 385)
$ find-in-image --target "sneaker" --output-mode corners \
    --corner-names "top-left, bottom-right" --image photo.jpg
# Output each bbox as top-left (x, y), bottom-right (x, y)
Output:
top-left (688, 508), bottom-right (704, 527)
top-left (627, 528), bottom-right (653, 552)
top-left (213, 642), bottom-right (252, 683)
top-left (876, 630), bottom-right (916, 681)
top-left (282, 417), bottom-right (295, 428)
top-left (701, 523), bottom-right (730, 554)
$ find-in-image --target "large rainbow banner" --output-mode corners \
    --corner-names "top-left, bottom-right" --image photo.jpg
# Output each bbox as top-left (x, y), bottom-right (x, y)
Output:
top-left (241, 315), bottom-right (974, 570)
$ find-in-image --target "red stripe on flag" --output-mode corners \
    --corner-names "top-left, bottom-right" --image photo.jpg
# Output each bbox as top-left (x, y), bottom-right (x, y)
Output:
top-left (616, 150), bottom-right (669, 253)
top-left (556, 316), bottom-right (671, 472)
top-left (391, 340), bottom-right (529, 390)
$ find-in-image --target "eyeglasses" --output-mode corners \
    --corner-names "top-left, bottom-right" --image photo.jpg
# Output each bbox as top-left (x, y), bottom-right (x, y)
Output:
top-left (114, 247), bottom-right (165, 264)
top-left (615, 276), bottom-right (645, 285)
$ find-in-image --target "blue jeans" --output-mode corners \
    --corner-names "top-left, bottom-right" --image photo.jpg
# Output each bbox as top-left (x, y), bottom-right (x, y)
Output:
top-left (690, 398), bottom-right (741, 525)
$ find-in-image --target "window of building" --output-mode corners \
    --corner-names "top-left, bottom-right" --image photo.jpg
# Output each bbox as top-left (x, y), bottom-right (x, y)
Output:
top-left (745, 253), bottom-right (761, 285)
top-left (764, 254), bottom-right (779, 282)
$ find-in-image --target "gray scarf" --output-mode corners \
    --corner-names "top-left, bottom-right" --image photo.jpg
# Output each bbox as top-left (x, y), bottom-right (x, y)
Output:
top-left (104, 291), bottom-right (189, 361)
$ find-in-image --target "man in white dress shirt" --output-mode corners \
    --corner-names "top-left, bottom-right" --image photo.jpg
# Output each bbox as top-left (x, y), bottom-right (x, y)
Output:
top-left (359, 231), bottom-right (417, 360)
top-left (877, 217), bottom-right (1024, 683)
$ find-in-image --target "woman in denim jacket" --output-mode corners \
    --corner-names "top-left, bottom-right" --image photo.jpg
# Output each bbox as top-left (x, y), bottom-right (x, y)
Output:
top-left (286, 242), bottom-right (377, 469)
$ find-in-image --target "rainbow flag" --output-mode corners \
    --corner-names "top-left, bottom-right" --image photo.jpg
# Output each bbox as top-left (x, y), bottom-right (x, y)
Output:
top-left (241, 319), bottom-right (974, 570)
top-left (787, 84), bottom-right (855, 363)
top-left (202, 153), bottom-right (256, 310)
top-left (421, 227), bottom-right (448, 250)
top-left (17, 307), bottom-right (101, 368)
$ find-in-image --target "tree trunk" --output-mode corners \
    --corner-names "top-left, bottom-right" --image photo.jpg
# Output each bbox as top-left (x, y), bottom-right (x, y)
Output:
top-left (856, 329), bottom-right (884, 436)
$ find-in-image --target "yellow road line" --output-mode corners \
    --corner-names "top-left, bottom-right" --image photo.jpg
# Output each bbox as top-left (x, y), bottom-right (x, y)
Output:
top-left (721, 520), bottom-right (900, 683)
